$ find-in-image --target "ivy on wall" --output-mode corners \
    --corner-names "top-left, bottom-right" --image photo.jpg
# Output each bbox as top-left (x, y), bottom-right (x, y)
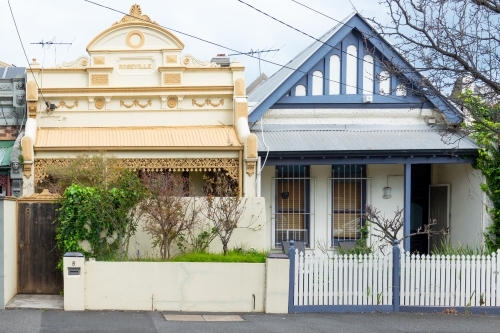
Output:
top-left (461, 92), bottom-right (500, 252)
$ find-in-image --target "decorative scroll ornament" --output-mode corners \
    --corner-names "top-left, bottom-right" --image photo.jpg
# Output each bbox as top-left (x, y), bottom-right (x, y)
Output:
top-left (35, 158), bottom-right (240, 184)
top-left (114, 4), bottom-right (157, 25)
top-left (54, 56), bottom-right (89, 68)
top-left (246, 161), bottom-right (256, 176)
top-left (192, 99), bottom-right (224, 107)
top-left (120, 100), bottom-right (152, 108)
top-left (0, 84), bottom-right (11, 91)
top-left (56, 101), bottom-right (79, 109)
top-left (181, 55), bottom-right (220, 67)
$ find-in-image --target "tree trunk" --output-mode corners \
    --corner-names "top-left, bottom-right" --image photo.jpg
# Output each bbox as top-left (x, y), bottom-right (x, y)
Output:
top-left (222, 242), bottom-right (228, 256)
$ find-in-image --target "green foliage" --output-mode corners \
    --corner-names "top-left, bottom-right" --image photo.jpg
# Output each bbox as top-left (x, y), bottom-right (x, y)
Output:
top-left (175, 225), bottom-right (218, 254)
top-left (431, 240), bottom-right (491, 256)
top-left (461, 92), bottom-right (500, 252)
top-left (55, 155), bottom-right (145, 268)
top-left (162, 249), bottom-right (266, 263)
top-left (338, 222), bottom-right (372, 255)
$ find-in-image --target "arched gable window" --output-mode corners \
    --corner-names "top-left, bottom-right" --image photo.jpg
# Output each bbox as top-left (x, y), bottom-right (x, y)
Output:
top-left (362, 55), bottom-right (374, 95)
top-left (312, 71), bottom-right (323, 95)
top-left (346, 45), bottom-right (357, 94)
top-left (295, 84), bottom-right (306, 96)
top-left (396, 84), bottom-right (407, 96)
top-left (329, 55), bottom-right (340, 95)
top-left (379, 71), bottom-right (391, 96)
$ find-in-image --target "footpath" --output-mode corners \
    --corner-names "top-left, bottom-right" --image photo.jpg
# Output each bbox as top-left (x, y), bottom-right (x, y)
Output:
top-left (1, 310), bottom-right (500, 333)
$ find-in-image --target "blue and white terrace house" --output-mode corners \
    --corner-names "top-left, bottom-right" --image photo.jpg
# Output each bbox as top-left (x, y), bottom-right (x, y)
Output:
top-left (248, 13), bottom-right (485, 254)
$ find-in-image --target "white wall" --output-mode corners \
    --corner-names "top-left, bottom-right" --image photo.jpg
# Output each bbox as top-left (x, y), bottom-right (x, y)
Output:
top-left (432, 164), bottom-right (487, 247)
top-left (84, 261), bottom-right (266, 312)
top-left (260, 163), bottom-right (406, 251)
top-left (2, 199), bottom-right (17, 307)
top-left (127, 197), bottom-right (268, 259)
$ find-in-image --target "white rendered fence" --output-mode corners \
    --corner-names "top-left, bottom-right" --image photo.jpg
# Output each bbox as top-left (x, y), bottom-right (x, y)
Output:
top-left (293, 250), bottom-right (393, 306)
top-left (400, 251), bottom-right (500, 307)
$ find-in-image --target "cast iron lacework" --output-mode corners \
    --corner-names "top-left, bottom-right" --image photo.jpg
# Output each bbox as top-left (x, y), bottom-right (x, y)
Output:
top-left (34, 158), bottom-right (239, 184)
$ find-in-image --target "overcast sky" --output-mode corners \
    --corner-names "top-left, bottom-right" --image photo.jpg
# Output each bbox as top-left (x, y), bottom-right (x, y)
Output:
top-left (0, 0), bottom-right (388, 84)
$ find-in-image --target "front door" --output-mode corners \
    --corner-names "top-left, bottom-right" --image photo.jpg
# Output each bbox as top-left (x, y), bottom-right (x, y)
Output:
top-left (18, 202), bottom-right (63, 294)
top-left (429, 184), bottom-right (450, 252)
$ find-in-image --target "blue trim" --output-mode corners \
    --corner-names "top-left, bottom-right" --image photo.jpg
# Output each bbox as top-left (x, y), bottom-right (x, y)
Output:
top-left (404, 164), bottom-right (411, 251)
top-left (392, 240), bottom-right (400, 313)
top-left (288, 241), bottom-right (295, 314)
top-left (249, 22), bottom-right (356, 122)
top-left (249, 14), bottom-right (462, 124)
top-left (291, 305), bottom-right (393, 313)
top-left (262, 156), bottom-right (476, 166)
top-left (400, 306), bottom-right (500, 315)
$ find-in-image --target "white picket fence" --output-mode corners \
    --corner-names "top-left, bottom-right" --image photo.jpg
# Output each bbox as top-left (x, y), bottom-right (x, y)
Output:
top-left (293, 250), bottom-right (393, 306)
top-left (400, 250), bottom-right (500, 307)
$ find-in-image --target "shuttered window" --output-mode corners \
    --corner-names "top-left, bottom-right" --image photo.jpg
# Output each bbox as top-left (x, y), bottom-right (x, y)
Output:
top-left (332, 165), bottom-right (366, 244)
top-left (275, 166), bottom-right (310, 246)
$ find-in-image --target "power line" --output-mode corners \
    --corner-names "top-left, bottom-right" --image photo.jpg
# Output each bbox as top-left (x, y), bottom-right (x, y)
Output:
top-left (236, 0), bottom-right (379, 70)
top-left (7, 0), bottom-right (47, 104)
top-left (83, 0), bottom-right (411, 104)
top-left (228, 48), bottom-right (280, 75)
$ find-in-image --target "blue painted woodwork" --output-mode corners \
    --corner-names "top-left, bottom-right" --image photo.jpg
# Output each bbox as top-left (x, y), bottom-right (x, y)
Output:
top-left (249, 15), bottom-right (462, 124)
top-left (262, 155), bottom-right (476, 166)
top-left (393, 240), bottom-right (400, 313)
top-left (404, 164), bottom-right (411, 251)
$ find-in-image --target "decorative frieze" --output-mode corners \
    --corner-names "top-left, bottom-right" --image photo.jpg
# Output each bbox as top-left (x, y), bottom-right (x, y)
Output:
top-left (35, 158), bottom-right (240, 185)
top-left (56, 101), bottom-right (79, 109)
top-left (192, 99), bottom-right (224, 107)
top-left (120, 100), bottom-right (152, 108)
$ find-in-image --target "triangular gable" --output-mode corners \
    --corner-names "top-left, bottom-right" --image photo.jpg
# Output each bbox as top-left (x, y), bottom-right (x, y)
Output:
top-left (248, 13), bottom-right (462, 124)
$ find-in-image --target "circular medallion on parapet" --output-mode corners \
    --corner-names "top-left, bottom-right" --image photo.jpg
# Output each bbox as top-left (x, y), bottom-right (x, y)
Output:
top-left (126, 30), bottom-right (145, 49)
top-left (95, 98), bottom-right (105, 109)
top-left (81, 58), bottom-right (88, 66)
top-left (167, 98), bottom-right (177, 108)
top-left (183, 57), bottom-right (190, 65)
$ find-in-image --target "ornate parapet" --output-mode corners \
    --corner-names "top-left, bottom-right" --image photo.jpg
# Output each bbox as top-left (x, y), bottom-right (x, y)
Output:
top-left (34, 157), bottom-right (240, 185)
top-left (19, 189), bottom-right (61, 202)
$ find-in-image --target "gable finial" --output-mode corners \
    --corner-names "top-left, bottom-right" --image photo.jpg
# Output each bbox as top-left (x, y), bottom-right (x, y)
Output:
top-left (113, 4), bottom-right (157, 26)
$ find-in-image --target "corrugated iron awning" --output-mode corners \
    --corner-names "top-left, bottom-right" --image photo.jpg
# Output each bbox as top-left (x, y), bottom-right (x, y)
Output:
top-left (35, 127), bottom-right (242, 151)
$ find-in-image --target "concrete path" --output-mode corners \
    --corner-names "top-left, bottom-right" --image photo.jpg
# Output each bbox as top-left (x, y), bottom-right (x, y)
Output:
top-left (5, 295), bottom-right (63, 310)
top-left (1, 310), bottom-right (499, 333)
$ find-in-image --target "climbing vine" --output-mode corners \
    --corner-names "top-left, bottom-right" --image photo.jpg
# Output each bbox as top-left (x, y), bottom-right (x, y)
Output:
top-left (461, 92), bottom-right (500, 252)
top-left (53, 154), bottom-right (146, 267)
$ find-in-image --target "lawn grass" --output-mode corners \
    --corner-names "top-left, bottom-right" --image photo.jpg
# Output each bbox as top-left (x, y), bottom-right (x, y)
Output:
top-left (170, 249), bottom-right (267, 263)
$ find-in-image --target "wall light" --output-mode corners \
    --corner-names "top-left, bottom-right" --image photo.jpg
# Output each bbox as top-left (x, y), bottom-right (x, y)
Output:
top-left (383, 186), bottom-right (392, 199)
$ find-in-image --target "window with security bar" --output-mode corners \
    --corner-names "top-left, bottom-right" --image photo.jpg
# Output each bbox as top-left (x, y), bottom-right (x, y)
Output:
top-left (331, 165), bottom-right (366, 246)
top-left (274, 165), bottom-right (310, 247)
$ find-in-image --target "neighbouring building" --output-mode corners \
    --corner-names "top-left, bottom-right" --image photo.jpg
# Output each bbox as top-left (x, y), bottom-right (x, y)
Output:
top-left (22, 4), bottom-right (266, 254)
top-left (248, 13), bottom-right (485, 254)
top-left (0, 66), bottom-right (26, 197)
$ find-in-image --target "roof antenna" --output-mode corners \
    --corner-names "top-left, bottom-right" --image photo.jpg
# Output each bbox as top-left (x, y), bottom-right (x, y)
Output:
top-left (228, 47), bottom-right (280, 75)
top-left (30, 37), bottom-right (75, 66)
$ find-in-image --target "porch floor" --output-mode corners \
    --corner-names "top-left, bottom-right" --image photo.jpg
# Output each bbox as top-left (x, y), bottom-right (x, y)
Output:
top-left (5, 294), bottom-right (63, 310)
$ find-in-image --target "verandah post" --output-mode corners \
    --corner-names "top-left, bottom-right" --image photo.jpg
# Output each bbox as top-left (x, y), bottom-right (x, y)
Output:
top-left (288, 240), bottom-right (295, 314)
top-left (393, 239), bottom-right (401, 312)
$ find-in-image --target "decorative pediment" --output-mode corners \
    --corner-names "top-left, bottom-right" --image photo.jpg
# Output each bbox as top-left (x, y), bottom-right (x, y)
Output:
top-left (86, 4), bottom-right (184, 52)
top-left (113, 4), bottom-right (157, 26)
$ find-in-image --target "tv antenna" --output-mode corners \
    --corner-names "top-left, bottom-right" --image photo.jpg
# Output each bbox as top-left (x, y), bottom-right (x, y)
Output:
top-left (229, 47), bottom-right (281, 75)
top-left (31, 37), bottom-right (75, 65)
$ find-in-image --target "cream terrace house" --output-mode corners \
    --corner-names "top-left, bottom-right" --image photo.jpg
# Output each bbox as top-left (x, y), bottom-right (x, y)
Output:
top-left (21, 4), bottom-right (267, 254)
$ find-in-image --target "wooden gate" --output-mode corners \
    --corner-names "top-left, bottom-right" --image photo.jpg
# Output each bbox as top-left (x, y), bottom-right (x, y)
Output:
top-left (17, 190), bottom-right (63, 294)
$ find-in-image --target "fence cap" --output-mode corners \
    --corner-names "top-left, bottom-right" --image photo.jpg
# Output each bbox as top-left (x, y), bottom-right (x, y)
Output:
top-left (63, 252), bottom-right (84, 258)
